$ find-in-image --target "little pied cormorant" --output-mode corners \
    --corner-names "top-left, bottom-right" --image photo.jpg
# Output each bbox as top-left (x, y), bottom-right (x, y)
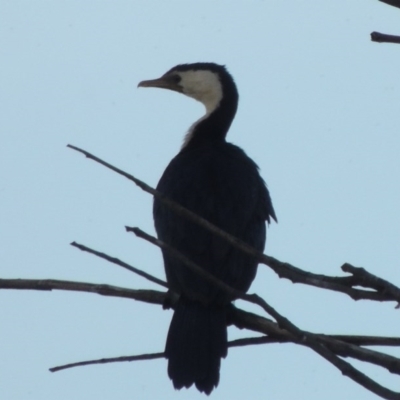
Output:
top-left (138, 63), bottom-right (276, 395)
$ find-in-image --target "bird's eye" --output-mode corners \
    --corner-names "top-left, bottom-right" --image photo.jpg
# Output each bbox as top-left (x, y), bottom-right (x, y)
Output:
top-left (171, 74), bottom-right (181, 84)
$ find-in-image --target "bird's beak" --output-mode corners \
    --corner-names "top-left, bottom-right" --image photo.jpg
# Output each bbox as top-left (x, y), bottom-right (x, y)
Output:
top-left (137, 75), bottom-right (182, 93)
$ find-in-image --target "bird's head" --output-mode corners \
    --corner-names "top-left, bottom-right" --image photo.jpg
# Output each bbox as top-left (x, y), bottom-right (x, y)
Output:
top-left (138, 63), bottom-right (236, 115)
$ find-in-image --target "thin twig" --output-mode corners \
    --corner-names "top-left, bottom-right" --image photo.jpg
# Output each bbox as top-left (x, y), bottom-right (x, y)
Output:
top-left (71, 241), bottom-right (167, 288)
top-left (50, 352), bottom-right (164, 372)
top-left (49, 336), bottom-right (284, 372)
top-left (49, 333), bottom-right (400, 374)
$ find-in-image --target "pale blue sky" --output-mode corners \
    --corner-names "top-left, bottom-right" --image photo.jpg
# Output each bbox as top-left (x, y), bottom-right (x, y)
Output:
top-left (1, 1), bottom-right (400, 399)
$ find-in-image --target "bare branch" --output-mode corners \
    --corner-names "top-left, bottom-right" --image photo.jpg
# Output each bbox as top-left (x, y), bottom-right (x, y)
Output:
top-left (3, 276), bottom-right (400, 398)
top-left (378, 0), bottom-right (400, 10)
top-left (342, 263), bottom-right (400, 301)
top-left (241, 297), bottom-right (400, 399)
top-left (126, 228), bottom-right (400, 399)
top-left (371, 31), bottom-right (400, 44)
top-left (50, 352), bottom-right (164, 372)
top-left (68, 145), bottom-right (399, 304)
top-left (231, 307), bottom-right (400, 346)
top-left (127, 226), bottom-right (241, 300)
top-left (49, 336), bottom-right (297, 373)
top-left (71, 241), bottom-right (168, 288)
top-left (0, 278), bottom-right (165, 305)
top-left (49, 335), bottom-right (318, 373)
top-left (65, 145), bottom-right (400, 398)
top-left (49, 333), bottom-right (400, 374)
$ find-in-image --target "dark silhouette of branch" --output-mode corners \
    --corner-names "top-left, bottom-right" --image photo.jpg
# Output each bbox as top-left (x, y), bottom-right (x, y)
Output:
top-left (379, 0), bottom-right (400, 9)
top-left (1, 277), bottom-right (399, 352)
top-left (233, 306), bottom-right (400, 400)
top-left (50, 334), bottom-right (322, 373)
top-left (55, 333), bottom-right (396, 373)
top-left (372, 2), bottom-right (400, 45)
top-left (49, 337), bottom-right (283, 373)
top-left (342, 263), bottom-right (400, 303)
top-left (68, 145), bottom-right (400, 304)
top-left (127, 226), bottom-right (400, 399)
top-left (2, 276), bottom-right (400, 399)
top-left (127, 226), bottom-right (243, 300)
top-left (0, 278), bottom-right (165, 305)
top-left (63, 144), bottom-right (400, 398)
top-left (50, 352), bottom-right (164, 372)
top-left (71, 241), bottom-right (168, 288)
top-left (51, 335), bottom-right (287, 372)
top-left (371, 31), bottom-right (400, 44)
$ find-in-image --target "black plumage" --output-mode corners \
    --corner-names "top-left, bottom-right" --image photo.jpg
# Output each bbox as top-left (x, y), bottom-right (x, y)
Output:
top-left (139, 63), bottom-right (276, 395)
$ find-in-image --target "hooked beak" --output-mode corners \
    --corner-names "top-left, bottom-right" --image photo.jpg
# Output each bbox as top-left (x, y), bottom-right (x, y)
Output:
top-left (137, 75), bottom-right (182, 93)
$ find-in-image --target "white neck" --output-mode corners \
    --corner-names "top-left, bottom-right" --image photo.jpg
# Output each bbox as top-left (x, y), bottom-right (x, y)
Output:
top-left (178, 70), bottom-right (223, 148)
top-left (181, 113), bottom-right (209, 149)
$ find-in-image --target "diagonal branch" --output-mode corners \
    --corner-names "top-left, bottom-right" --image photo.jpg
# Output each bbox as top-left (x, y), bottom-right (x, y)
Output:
top-left (71, 241), bottom-right (167, 288)
top-left (378, 0), bottom-right (400, 10)
top-left (127, 227), bottom-right (400, 399)
top-left (68, 145), bottom-right (399, 304)
top-left (127, 226), bottom-right (242, 300)
top-left (65, 145), bottom-right (400, 398)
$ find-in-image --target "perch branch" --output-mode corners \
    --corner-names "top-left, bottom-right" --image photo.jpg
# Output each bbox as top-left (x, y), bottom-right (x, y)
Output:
top-left (2, 277), bottom-right (400, 399)
top-left (126, 227), bottom-right (400, 399)
top-left (0, 278), bottom-right (164, 305)
top-left (68, 145), bottom-right (400, 304)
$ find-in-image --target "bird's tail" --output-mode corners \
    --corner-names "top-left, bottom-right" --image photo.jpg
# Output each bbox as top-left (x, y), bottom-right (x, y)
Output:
top-left (165, 298), bottom-right (227, 395)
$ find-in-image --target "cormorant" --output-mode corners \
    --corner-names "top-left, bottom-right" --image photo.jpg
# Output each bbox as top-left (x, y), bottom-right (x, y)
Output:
top-left (138, 63), bottom-right (276, 395)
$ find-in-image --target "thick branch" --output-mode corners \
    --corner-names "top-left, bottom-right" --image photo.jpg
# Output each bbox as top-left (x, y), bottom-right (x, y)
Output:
top-left (371, 31), bottom-right (400, 44)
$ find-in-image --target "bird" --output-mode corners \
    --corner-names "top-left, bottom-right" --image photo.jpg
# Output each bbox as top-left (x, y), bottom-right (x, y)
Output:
top-left (138, 63), bottom-right (276, 395)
